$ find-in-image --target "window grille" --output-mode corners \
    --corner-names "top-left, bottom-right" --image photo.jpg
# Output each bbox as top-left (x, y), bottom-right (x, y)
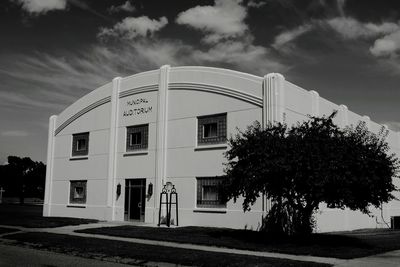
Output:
top-left (196, 177), bottom-right (226, 208)
top-left (126, 124), bottom-right (149, 151)
top-left (197, 114), bottom-right (227, 145)
top-left (69, 180), bottom-right (87, 204)
top-left (72, 133), bottom-right (89, 156)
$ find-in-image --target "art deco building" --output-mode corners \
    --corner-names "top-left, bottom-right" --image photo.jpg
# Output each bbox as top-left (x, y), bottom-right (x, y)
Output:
top-left (43, 66), bottom-right (400, 232)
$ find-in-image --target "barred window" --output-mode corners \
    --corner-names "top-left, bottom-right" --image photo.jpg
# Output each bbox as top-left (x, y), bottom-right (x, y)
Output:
top-left (196, 177), bottom-right (226, 208)
top-left (72, 132), bottom-right (89, 157)
top-left (197, 114), bottom-right (227, 145)
top-left (69, 180), bottom-right (87, 204)
top-left (126, 124), bottom-right (148, 151)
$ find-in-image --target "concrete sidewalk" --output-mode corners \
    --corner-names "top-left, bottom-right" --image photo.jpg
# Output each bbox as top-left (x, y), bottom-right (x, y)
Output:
top-left (1, 222), bottom-right (400, 266)
top-left (334, 250), bottom-right (400, 267)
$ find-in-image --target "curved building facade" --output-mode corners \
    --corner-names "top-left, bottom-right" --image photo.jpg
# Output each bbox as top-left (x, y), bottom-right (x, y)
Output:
top-left (43, 65), bottom-right (400, 232)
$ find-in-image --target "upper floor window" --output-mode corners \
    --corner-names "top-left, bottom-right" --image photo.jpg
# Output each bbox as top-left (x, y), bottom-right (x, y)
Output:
top-left (197, 113), bottom-right (227, 145)
top-left (126, 124), bottom-right (148, 151)
top-left (72, 132), bottom-right (89, 157)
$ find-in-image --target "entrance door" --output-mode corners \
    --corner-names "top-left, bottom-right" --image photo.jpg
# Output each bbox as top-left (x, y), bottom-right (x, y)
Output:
top-left (124, 179), bottom-right (146, 221)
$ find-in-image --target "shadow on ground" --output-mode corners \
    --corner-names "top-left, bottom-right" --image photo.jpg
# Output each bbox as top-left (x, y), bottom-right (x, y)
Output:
top-left (77, 225), bottom-right (400, 259)
top-left (0, 204), bottom-right (97, 228)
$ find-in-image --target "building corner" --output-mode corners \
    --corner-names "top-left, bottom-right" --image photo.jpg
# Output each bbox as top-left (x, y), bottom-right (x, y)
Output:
top-left (43, 115), bottom-right (57, 217)
top-left (108, 76), bottom-right (121, 221)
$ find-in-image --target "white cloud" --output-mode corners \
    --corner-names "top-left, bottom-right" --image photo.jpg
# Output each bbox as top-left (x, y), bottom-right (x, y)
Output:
top-left (15, 0), bottom-right (67, 14)
top-left (173, 0), bottom-right (283, 73)
top-left (370, 30), bottom-right (400, 57)
top-left (95, 0), bottom-right (286, 76)
top-left (0, 41), bottom-right (185, 112)
top-left (364, 22), bottom-right (399, 35)
top-left (1, 130), bottom-right (29, 137)
top-left (192, 40), bottom-right (285, 74)
top-left (325, 17), bottom-right (400, 58)
top-left (98, 16), bottom-right (168, 39)
top-left (327, 17), bottom-right (398, 40)
top-left (324, 17), bottom-right (400, 57)
top-left (0, 49), bottom-right (123, 112)
top-left (176, 0), bottom-right (247, 43)
top-left (0, 90), bottom-right (64, 110)
top-left (108, 1), bottom-right (135, 13)
top-left (247, 0), bottom-right (266, 8)
top-left (272, 24), bottom-right (313, 49)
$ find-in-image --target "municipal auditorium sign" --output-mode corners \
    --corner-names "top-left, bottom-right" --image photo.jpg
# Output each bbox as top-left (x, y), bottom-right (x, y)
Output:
top-left (123, 98), bottom-right (153, 117)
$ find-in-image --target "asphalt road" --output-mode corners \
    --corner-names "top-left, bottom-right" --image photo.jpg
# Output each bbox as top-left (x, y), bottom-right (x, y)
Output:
top-left (0, 243), bottom-right (133, 267)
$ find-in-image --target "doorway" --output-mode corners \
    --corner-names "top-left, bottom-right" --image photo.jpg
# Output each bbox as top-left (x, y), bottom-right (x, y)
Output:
top-left (124, 179), bottom-right (146, 221)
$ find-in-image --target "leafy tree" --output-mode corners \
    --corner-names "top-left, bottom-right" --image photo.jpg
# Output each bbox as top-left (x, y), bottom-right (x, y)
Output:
top-left (0, 156), bottom-right (46, 203)
top-left (222, 112), bottom-right (399, 236)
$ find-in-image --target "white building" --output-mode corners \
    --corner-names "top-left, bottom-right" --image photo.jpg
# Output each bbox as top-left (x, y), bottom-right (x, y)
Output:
top-left (43, 65), bottom-right (400, 232)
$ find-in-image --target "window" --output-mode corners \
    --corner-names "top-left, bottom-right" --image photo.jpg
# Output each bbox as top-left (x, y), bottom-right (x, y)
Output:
top-left (198, 114), bottom-right (227, 145)
top-left (130, 132), bottom-right (142, 146)
top-left (126, 124), bottom-right (148, 151)
top-left (76, 139), bottom-right (87, 151)
top-left (69, 180), bottom-right (87, 204)
top-left (196, 177), bottom-right (226, 208)
top-left (203, 123), bottom-right (218, 138)
top-left (72, 132), bottom-right (89, 157)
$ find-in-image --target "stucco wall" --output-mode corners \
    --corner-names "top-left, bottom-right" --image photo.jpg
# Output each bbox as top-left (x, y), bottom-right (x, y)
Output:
top-left (166, 89), bottom-right (262, 228)
top-left (49, 99), bottom-right (112, 219)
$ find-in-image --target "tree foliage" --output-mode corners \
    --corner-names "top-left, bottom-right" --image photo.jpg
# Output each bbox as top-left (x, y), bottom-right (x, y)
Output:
top-left (0, 156), bottom-right (46, 203)
top-left (222, 112), bottom-right (399, 236)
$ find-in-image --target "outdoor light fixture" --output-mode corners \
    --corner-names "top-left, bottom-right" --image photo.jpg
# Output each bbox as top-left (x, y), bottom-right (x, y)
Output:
top-left (148, 182), bottom-right (153, 196)
top-left (116, 183), bottom-right (121, 197)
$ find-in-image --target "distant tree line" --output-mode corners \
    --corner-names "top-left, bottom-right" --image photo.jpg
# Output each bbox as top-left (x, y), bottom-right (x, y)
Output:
top-left (0, 156), bottom-right (46, 204)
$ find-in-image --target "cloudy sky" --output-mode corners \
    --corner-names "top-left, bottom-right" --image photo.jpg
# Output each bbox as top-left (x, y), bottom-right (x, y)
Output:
top-left (1, 0), bottom-right (400, 163)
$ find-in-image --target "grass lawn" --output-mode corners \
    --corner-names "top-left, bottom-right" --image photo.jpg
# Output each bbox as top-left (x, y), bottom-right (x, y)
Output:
top-left (77, 225), bottom-right (400, 259)
top-left (0, 204), bottom-right (98, 228)
top-left (3, 232), bottom-right (330, 267)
